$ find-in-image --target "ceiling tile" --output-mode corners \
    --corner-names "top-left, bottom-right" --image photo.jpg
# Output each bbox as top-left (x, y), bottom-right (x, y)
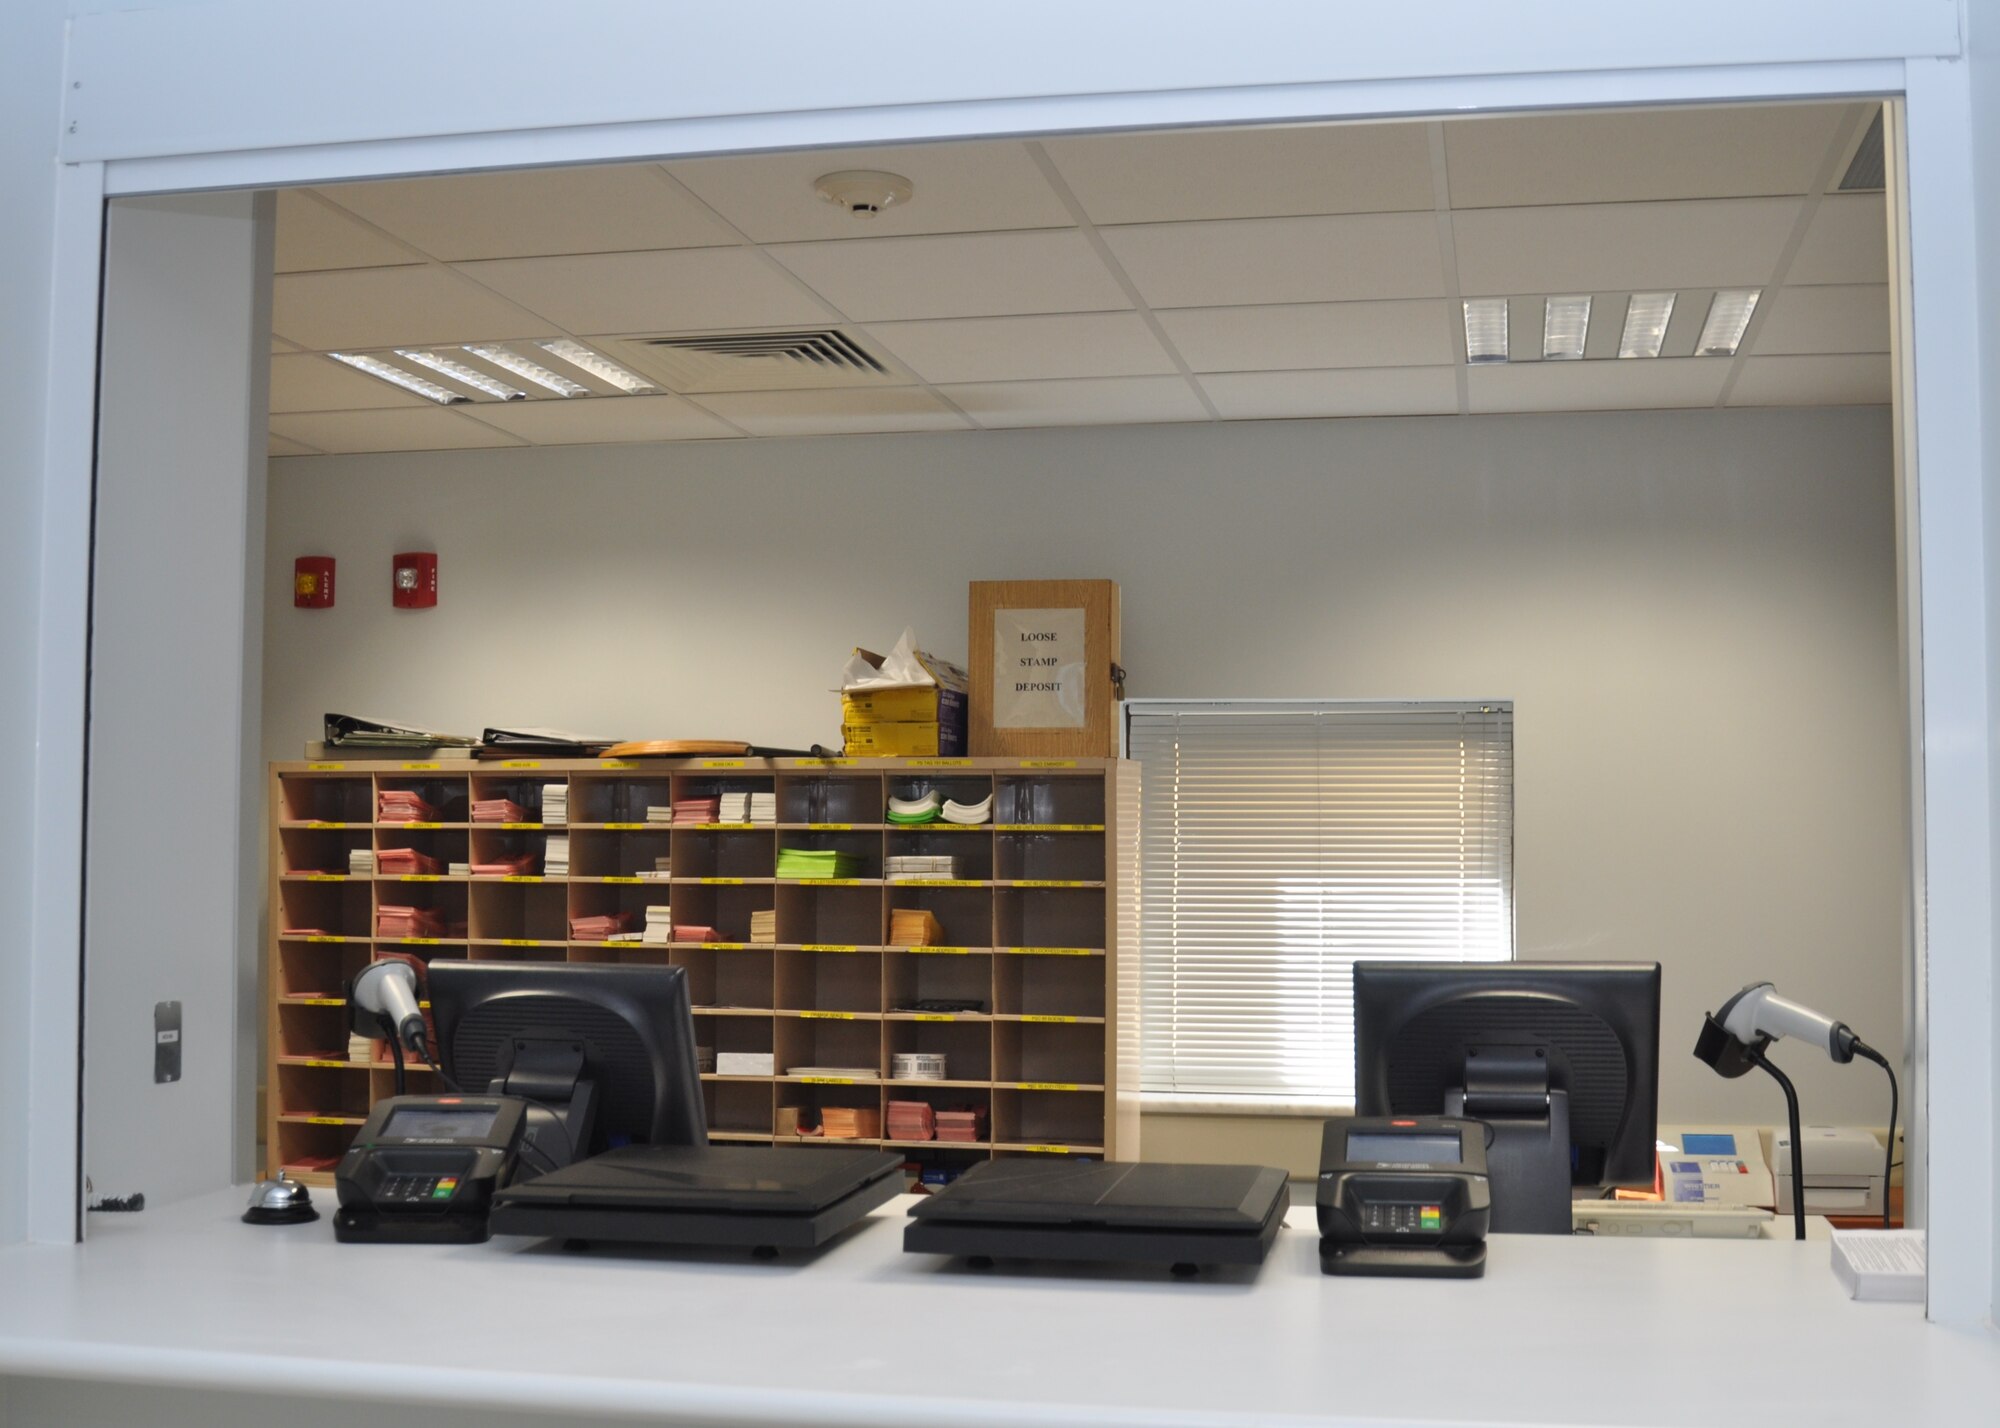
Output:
top-left (318, 165), bottom-right (734, 262)
top-left (1466, 357), bottom-right (1730, 413)
top-left (1155, 299), bottom-right (1453, 372)
top-left (1453, 197), bottom-right (1799, 296)
top-left (269, 352), bottom-right (428, 412)
top-left (862, 312), bottom-right (1176, 384)
top-left (1751, 284), bottom-right (1889, 355)
top-left (1786, 193), bottom-right (1889, 285)
top-left (1443, 104), bottom-right (1850, 208)
top-left (1202, 366), bottom-right (1458, 419)
top-left (767, 230), bottom-right (1129, 322)
top-left (457, 248), bottom-right (829, 334)
top-left (937, 376), bottom-right (1207, 429)
top-left (1727, 353), bottom-right (1891, 406)
top-left (1041, 122), bottom-right (1435, 224)
top-left (459, 393), bottom-right (741, 445)
top-left (1101, 213), bottom-right (1445, 308)
top-left (667, 141), bottom-right (1072, 243)
top-left (271, 267), bottom-right (547, 350)
top-left (268, 407), bottom-right (526, 454)
top-left (692, 387), bottom-right (974, 438)
top-left (275, 190), bottom-right (417, 273)
top-left (268, 433), bottom-right (321, 458)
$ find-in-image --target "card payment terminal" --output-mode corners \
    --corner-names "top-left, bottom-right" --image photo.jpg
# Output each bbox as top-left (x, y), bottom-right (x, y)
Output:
top-left (334, 1095), bottom-right (527, 1244)
top-left (1317, 1115), bottom-right (1492, 1278)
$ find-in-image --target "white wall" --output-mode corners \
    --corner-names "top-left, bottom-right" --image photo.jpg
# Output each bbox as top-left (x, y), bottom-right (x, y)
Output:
top-left (1968, 0), bottom-right (2000, 1307)
top-left (85, 193), bottom-right (272, 1206)
top-left (263, 407), bottom-right (1905, 1129)
top-left (0, 0), bottom-right (70, 1246)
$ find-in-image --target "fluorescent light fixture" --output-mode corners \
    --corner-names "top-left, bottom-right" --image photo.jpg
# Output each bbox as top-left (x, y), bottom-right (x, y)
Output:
top-left (535, 338), bottom-right (658, 394)
top-left (462, 343), bottom-right (590, 397)
top-left (1618, 292), bottom-right (1676, 358)
top-left (328, 352), bottom-right (468, 404)
top-left (1542, 295), bottom-right (1591, 361)
top-left (395, 349), bottom-right (526, 401)
top-left (1695, 289), bottom-right (1760, 356)
top-left (1463, 298), bottom-right (1509, 364)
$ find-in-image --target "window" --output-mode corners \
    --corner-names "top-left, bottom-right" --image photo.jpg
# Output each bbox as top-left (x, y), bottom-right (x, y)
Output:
top-left (1125, 701), bottom-right (1514, 1107)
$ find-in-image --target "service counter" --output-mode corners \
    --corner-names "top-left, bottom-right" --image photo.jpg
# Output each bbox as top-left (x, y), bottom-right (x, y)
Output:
top-left (2, 1188), bottom-right (1995, 1426)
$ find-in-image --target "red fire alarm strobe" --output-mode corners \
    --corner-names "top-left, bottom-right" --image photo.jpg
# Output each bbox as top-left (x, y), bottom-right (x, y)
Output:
top-left (294, 556), bottom-right (335, 608)
top-left (392, 552), bottom-right (437, 608)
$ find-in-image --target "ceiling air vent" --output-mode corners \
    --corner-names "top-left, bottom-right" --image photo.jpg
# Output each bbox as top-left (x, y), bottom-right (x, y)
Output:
top-left (624, 328), bottom-right (892, 393)
top-left (1838, 110), bottom-right (1885, 192)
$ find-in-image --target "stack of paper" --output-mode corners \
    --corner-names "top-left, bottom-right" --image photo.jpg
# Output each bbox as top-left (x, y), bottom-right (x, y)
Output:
top-left (569, 911), bottom-right (636, 941)
top-left (637, 857), bottom-right (672, 881)
top-left (777, 848), bottom-right (863, 879)
top-left (376, 847), bottom-right (444, 876)
top-left (889, 908), bottom-right (945, 947)
top-left (887, 1100), bottom-right (936, 1142)
top-left (469, 852), bottom-right (536, 877)
top-left (887, 791), bottom-right (942, 826)
top-left (347, 847), bottom-right (375, 876)
top-left (544, 835), bottom-right (570, 876)
top-left (347, 1032), bottom-right (374, 1065)
top-left (718, 791), bottom-right (751, 824)
top-left (749, 791), bottom-right (777, 826)
top-left (934, 1106), bottom-right (988, 1143)
top-left (447, 861), bottom-right (470, 876)
top-left (376, 904), bottom-right (444, 938)
top-left (817, 1106), bottom-right (882, 1140)
top-left (673, 923), bottom-right (719, 943)
top-left (887, 855), bottom-right (958, 881)
top-left (942, 795), bottom-right (992, 826)
top-left (717, 1051), bottom-right (774, 1076)
top-left (749, 908), bottom-right (777, 944)
top-left (645, 804), bottom-right (673, 823)
top-left (674, 795), bottom-right (721, 825)
top-left (377, 790), bottom-right (439, 823)
top-left (540, 784), bottom-right (568, 826)
top-left (471, 797), bottom-right (528, 823)
top-left (642, 905), bottom-right (674, 944)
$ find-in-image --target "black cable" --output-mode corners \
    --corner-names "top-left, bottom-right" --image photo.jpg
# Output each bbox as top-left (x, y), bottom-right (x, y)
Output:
top-left (1746, 1042), bottom-right (1806, 1241)
top-left (388, 1023), bottom-right (407, 1098)
top-left (1851, 1040), bottom-right (1899, 1230)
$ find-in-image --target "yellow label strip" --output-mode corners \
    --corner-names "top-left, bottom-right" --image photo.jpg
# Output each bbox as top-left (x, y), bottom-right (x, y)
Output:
top-left (307, 762), bottom-right (344, 771)
top-left (1018, 760), bottom-right (1078, 768)
top-left (1020, 1015), bottom-right (1080, 1024)
top-left (800, 944), bottom-right (861, 954)
top-left (797, 1010), bottom-right (855, 1020)
top-left (400, 762), bottom-right (440, 770)
top-left (1018, 1082), bottom-right (1083, 1092)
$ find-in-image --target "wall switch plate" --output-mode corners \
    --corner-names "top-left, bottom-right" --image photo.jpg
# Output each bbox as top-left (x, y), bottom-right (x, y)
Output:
top-left (154, 1001), bottom-right (181, 1083)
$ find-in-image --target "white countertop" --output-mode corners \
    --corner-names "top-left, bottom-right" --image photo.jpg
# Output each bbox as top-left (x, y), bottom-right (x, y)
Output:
top-left (2, 1187), bottom-right (1996, 1427)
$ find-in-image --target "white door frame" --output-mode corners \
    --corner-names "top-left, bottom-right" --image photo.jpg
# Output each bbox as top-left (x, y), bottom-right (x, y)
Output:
top-left (29, 44), bottom-right (1990, 1322)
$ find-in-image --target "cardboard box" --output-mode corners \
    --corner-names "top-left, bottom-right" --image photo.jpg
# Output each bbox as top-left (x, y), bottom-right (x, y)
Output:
top-left (969, 580), bottom-right (1121, 757)
top-left (840, 639), bottom-right (969, 759)
top-left (842, 720), bottom-right (963, 758)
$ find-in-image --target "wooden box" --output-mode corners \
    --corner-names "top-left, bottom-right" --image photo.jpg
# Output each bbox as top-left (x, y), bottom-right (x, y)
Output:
top-left (969, 580), bottom-right (1121, 757)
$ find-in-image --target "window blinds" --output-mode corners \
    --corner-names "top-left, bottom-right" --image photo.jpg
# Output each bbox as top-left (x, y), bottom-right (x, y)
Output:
top-left (1127, 701), bottom-right (1514, 1105)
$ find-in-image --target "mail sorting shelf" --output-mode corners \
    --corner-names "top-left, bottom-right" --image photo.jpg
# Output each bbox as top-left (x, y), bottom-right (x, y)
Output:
top-left (267, 757), bottom-right (1139, 1186)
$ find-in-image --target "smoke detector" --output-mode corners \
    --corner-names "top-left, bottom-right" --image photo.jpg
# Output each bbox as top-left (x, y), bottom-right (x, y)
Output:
top-left (813, 169), bottom-right (914, 219)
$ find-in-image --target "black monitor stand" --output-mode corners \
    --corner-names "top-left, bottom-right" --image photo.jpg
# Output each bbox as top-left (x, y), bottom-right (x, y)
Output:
top-left (1443, 1047), bottom-right (1571, 1233)
top-left (485, 1036), bottom-right (599, 1174)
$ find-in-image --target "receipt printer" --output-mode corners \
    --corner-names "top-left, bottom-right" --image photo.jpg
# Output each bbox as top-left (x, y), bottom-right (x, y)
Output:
top-left (1655, 1124), bottom-right (1775, 1210)
top-left (1318, 1115), bottom-right (1490, 1278)
top-left (1773, 1125), bottom-right (1886, 1219)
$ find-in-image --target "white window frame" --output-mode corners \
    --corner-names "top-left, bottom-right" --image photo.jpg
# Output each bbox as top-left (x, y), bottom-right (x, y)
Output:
top-left (1123, 699), bottom-right (1515, 1113)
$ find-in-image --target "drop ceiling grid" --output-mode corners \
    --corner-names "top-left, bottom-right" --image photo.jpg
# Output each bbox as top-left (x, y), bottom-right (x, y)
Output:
top-left (267, 105), bottom-right (1895, 454)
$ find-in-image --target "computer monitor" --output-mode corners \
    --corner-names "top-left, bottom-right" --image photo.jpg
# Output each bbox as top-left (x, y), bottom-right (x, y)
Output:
top-left (1353, 961), bottom-right (1660, 1234)
top-left (427, 961), bottom-right (707, 1174)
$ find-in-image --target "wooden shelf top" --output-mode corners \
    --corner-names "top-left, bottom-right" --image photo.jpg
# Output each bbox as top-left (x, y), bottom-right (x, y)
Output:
top-left (277, 756), bottom-right (1125, 774)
